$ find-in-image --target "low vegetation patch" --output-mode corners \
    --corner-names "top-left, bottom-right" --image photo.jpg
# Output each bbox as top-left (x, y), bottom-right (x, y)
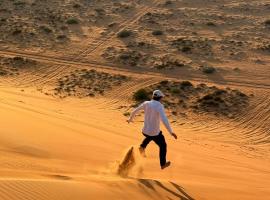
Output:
top-left (171, 37), bottom-right (213, 56)
top-left (54, 69), bottom-right (130, 98)
top-left (66, 17), bottom-right (79, 25)
top-left (154, 59), bottom-right (185, 70)
top-left (0, 56), bottom-right (37, 76)
top-left (132, 80), bottom-right (249, 118)
top-left (40, 25), bottom-right (52, 33)
top-left (117, 30), bottom-right (132, 38)
top-left (206, 22), bottom-right (216, 26)
top-left (103, 47), bottom-right (144, 67)
top-left (152, 30), bottom-right (163, 36)
top-left (258, 42), bottom-right (270, 52)
top-left (200, 65), bottom-right (216, 74)
top-left (133, 89), bottom-right (149, 102)
top-left (264, 19), bottom-right (270, 26)
top-left (103, 47), bottom-right (187, 70)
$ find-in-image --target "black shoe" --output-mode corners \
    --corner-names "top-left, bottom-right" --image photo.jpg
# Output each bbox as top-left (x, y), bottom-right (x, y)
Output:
top-left (161, 161), bottom-right (171, 170)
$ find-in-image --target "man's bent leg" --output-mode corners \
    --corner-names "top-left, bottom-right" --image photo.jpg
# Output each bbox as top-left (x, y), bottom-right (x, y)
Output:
top-left (153, 132), bottom-right (167, 167)
top-left (140, 134), bottom-right (152, 149)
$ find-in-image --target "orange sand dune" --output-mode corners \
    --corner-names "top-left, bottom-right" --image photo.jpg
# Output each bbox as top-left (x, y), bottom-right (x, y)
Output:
top-left (0, 87), bottom-right (269, 200)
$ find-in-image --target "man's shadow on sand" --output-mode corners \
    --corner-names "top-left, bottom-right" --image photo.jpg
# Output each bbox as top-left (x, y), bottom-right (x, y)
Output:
top-left (137, 178), bottom-right (195, 200)
top-left (118, 147), bottom-right (195, 200)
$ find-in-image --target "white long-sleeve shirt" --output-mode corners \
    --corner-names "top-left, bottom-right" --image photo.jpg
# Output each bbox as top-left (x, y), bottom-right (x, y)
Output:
top-left (128, 100), bottom-right (173, 136)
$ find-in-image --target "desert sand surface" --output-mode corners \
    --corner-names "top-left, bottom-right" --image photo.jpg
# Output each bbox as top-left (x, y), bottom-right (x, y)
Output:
top-left (0, 0), bottom-right (270, 200)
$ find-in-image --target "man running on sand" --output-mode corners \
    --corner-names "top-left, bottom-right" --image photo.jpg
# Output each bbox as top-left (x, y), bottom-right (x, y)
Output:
top-left (127, 90), bottom-right (177, 169)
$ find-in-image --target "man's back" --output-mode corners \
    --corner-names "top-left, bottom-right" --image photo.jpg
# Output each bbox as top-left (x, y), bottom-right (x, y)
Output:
top-left (143, 100), bottom-right (163, 136)
top-left (128, 99), bottom-right (173, 136)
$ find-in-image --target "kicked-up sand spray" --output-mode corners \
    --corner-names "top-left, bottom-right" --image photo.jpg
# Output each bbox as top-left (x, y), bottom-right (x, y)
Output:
top-left (117, 146), bottom-right (136, 177)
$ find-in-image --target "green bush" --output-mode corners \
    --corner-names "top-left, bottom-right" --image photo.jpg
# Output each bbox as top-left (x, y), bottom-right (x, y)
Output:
top-left (57, 34), bottom-right (67, 40)
top-left (159, 80), bottom-right (169, 85)
top-left (206, 22), bottom-right (216, 26)
top-left (40, 25), bottom-right (52, 33)
top-left (171, 88), bottom-right (181, 94)
top-left (66, 18), bottom-right (79, 24)
top-left (164, 1), bottom-right (173, 5)
top-left (13, 1), bottom-right (26, 6)
top-left (180, 81), bottom-right (193, 88)
top-left (202, 66), bottom-right (216, 74)
top-left (181, 46), bottom-right (192, 53)
top-left (117, 30), bottom-right (132, 38)
top-left (152, 30), bottom-right (163, 36)
top-left (133, 89), bottom-right (149, 102)
top-left (264, 19), bottom-right (270, 26)
top-left (73, 3), bottom-right (81, 8)
top-left (0, 69), bottom-right (8, 76)
top-left (12, 29), bottom-right (22, 35)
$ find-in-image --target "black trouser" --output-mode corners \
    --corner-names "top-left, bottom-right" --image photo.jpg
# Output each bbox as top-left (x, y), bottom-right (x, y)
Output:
top-left (140, 131), bottom-right (167, 167)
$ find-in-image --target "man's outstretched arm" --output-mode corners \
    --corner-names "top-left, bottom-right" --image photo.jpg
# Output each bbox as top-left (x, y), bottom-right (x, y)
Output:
top-left (159, 105), bottom-right (177, 139)
top-left (127, 102), bottom-right (145, 123)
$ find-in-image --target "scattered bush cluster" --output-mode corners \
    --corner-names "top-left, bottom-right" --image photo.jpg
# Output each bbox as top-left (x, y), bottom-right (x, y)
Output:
top-left (103, 47), bottom-right (187, 70)
top-left (54, 69), bottom-right (130, 98)
top-left (132, 80), bottom-right (249, 118)
top-left (0, 56), bottom-right (37, 76)
top-left (171, 37), bottom-right (213, 56)
top-left (258, 42), bottom-right (270, 52)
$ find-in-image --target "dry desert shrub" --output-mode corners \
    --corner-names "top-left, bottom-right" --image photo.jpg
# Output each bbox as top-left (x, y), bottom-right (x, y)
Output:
top-left (0, 56), bottom-right (37, 76)
top-left (66, 17), bottom-right (79, 25)
top-left (200, 65), bottom-right (216, 74)
top-left (171, 37), bottom-right (212, 55)
top-left (264, 19), bottom-right (270, 26)
top-left (132, 80), bottom-right (249, 118)
top-left (152, 30), bottom-right (163, 36)
top-left (54, 69), bottom-right (130, 98)
top-left (103, 47), bottom-right (187, 70)
top-left (117, 30), bottom-right (132, 38)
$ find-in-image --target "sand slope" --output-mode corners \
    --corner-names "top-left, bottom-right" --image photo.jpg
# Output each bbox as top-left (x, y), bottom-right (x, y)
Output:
top-left (0, 0), bottom-right (270, 199)
top-left (0, 87), bottom-right (269, 200)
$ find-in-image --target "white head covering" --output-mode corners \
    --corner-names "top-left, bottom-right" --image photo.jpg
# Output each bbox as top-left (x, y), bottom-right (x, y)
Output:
top-left (152, 90), bottom-right (165, 98)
